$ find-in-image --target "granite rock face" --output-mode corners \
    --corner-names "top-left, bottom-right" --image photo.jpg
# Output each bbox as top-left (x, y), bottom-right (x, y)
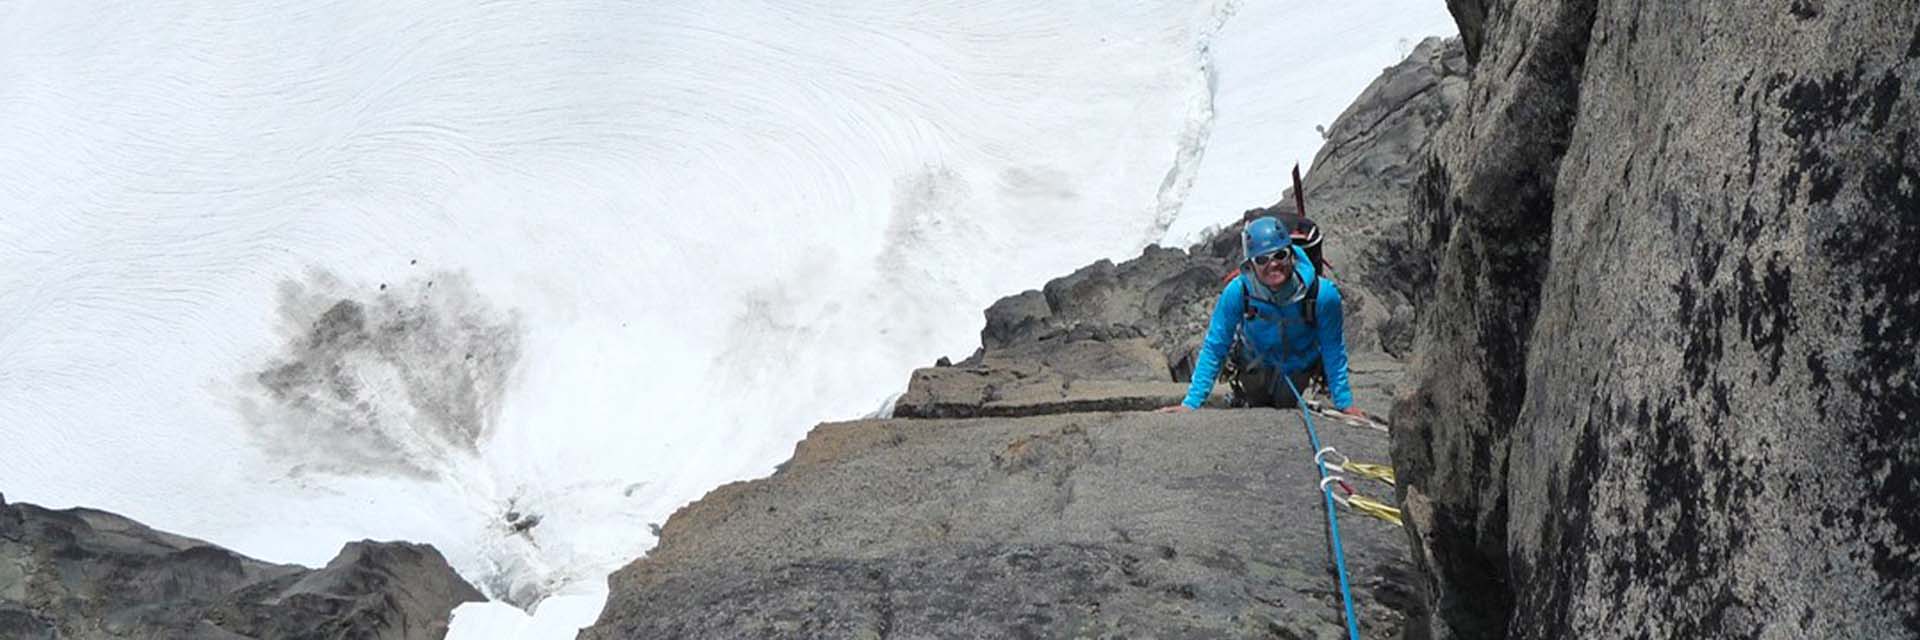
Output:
top-left (1302, 37), bottom-right (1470, 357)
top-left (1393, 1), bottom-right (1920, 638)
top-left (0, 493), bottom-right (484, 640)
top-left (583, 409), bottom-right (1412, 639)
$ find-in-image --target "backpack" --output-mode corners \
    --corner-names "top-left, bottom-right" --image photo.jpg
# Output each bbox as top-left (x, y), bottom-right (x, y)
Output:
top-left (1221, 163), bottom-right (1326, 378)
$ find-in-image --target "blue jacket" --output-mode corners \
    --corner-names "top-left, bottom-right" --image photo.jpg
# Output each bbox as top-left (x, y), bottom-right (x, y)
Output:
top-left (1182, 246), bottom-right (1354, 409)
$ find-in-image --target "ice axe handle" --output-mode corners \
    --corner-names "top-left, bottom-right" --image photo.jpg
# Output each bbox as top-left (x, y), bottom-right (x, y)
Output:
top-left (1291, 164), bottom-right (1307, 217)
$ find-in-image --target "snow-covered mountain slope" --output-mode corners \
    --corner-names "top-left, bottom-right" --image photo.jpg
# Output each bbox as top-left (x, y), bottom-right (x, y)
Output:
top-left (1170, 1), bottom-right (1460, 246)
top-left (0, 0), bottom-right (1451, 635)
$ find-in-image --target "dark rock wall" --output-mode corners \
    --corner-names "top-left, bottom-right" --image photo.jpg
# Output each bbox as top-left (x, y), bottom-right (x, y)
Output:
top-left (1446, 0), bottom-right (1493, 66)
top-left (1396, 1), bottom-right (1919, 638)
top-left (1390, 0), bottom-right (1596, 636)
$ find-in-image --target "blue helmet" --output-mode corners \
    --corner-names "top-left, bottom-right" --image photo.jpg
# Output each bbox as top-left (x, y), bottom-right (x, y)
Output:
top-left (1241, 216), bottom-right (1290, 264)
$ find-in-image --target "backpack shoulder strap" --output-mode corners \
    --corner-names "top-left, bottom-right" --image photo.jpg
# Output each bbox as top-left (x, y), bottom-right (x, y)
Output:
top-left (1302, 275), bottom-right (1320, 327)
top-left (1240, 277), bottom-right (1257, 321)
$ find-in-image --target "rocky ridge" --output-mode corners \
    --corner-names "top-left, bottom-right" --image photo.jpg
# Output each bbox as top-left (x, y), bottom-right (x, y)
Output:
top-left (0, 492), bottom-right (483, 640)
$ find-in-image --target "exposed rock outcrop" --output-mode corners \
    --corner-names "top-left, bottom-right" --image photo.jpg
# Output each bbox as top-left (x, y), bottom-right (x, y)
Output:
top-left (893, 330), bottom-right (1199, 418)
top-left (1395, 2), bottom-right (1919, 638)
top-left (0, 492), bottom-right (484, 640)
top-left (584, 408), bottom-right (1412, 639)
top-left (974, 247), bottom-right (1232, 375)
top-left (1302, 37), bottom-right (1470, 357)
top-left (1445, 0), bottom-right (1492, 65)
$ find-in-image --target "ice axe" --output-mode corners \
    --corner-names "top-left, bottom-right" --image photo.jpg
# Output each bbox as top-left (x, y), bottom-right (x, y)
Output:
top-left (1291, 163), bottom-right (1308, 218)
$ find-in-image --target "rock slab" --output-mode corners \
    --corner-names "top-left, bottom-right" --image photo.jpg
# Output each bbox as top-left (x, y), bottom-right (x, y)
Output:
top-left (583, 409), bottom-right (1414, 639)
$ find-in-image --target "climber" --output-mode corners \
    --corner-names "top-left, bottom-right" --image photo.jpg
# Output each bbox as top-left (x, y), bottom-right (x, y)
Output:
top-left (1160, 216), bottom-right (1365, 417)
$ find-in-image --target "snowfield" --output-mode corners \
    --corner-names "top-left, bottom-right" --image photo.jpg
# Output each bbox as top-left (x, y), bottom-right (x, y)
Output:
top-left (0, 0), bottom-right (1452, 635)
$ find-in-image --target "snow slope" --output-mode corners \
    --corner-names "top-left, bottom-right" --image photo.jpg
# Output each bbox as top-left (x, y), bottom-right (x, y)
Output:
top-left (1169, 1), bottom-right (1457, 246)
top-left (0, 0), bottom-right (1451, 635)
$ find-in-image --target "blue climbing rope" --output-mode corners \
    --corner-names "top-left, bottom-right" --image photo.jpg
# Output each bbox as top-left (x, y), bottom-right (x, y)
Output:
top-left (1281, 374), bottom-right (1362, 640)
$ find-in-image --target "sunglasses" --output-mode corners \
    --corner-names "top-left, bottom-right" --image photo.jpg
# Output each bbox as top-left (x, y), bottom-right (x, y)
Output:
top-left (1250, 251), bottom-right (1293, 267)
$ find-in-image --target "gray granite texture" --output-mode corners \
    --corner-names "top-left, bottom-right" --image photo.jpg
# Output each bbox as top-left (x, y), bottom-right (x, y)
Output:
top-left (1393, 1), bottom-right (1920, 637)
